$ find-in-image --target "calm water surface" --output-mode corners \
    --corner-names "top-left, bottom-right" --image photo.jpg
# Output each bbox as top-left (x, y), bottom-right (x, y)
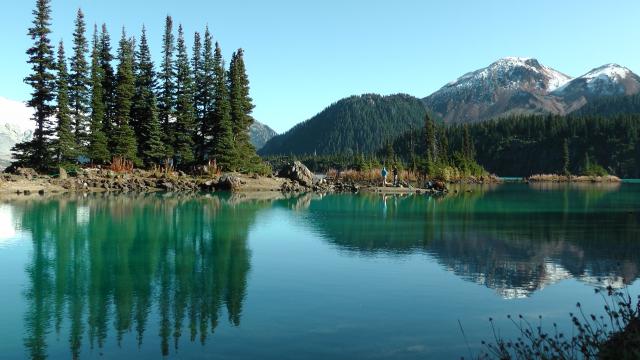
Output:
top-left (0, 183), bottom-right (639, 359)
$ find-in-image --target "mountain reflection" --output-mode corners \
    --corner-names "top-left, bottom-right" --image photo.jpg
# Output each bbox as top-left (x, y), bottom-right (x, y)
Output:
top-left (304, 185), bottom-right (640, 298)
top-left (13, 193), bottom-right (266, 360)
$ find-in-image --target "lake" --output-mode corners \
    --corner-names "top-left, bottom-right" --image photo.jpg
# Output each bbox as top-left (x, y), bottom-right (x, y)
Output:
top-left (0, 183), bottom-right (639, 359)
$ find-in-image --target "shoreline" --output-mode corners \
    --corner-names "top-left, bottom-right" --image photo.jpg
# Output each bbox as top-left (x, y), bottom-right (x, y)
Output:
top-left (527, 174), bottom-right (622, 183)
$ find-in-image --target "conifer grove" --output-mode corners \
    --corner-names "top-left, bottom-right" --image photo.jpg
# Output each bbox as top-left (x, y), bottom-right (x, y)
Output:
top-left (15, 0), bottom-right (264, 173)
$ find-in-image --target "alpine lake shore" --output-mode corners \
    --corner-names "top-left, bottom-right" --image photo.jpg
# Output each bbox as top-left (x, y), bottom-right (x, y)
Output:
top-left (0, 161), bottom-right (507, 197)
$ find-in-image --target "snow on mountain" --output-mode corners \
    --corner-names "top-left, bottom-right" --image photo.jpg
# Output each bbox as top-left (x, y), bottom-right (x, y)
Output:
top-left (446, 57), bottom-right (572, 92)
top-left (424, 59), bottom-right (640, 124)
top-left (0, 97), bottom-right (34, 168)
top-left (424, 57), bottom-right (572, 124)
top-left (550, 64), bottom-right (640, 112)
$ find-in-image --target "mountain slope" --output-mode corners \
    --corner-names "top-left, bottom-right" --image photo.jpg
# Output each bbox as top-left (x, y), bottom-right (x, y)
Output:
top-left (552, 64), bottom-right (640, 113)
top-left (259, 94), bottom-right (427, 156)
top-left (249, 121), bottom-right (277, 150)
top-left (573, 93), bottom-right (640, 117)
top-left (0, 97), bottom-right (34, 168)
top-left (423, 58), bottom-right (640, 124)
top-left (423, 57), bottom-right (571, 124)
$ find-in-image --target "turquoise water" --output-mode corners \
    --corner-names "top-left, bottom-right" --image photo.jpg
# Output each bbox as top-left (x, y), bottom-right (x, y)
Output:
top-left (0, 183), bottom-right (639, 359)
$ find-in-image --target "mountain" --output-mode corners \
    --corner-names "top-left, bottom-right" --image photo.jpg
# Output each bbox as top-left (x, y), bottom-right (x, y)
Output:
top-left (551, 64), bottom-right (640, 113)
top-left (249, 121), bottom-right (277, 150)
top-left (259, 94), bottom-right (427, 156)
top-left (0, 97), bottom-right (34, 168)
top-left (423, 58), bottom-right (640, 124)
top-left (423, 57), bottom-right (571, 124)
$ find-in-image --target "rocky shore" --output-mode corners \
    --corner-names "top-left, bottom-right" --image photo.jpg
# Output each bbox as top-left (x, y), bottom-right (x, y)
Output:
top-left (0, 161), bottom-right (451, 197)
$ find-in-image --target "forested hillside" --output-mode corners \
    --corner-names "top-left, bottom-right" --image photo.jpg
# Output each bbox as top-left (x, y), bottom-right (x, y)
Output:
top-left (574, 94), bottom-right (640, 117)
top-left (259, 94), bottom-right (427, 155)
top-left (391, 114), bottom-right (640, 178)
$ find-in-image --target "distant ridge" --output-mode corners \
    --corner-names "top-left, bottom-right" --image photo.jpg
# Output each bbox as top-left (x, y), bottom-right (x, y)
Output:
top-left (423, 58), bottom-right (640, 124)
top-left (259, 94), bottom-right (427, 156)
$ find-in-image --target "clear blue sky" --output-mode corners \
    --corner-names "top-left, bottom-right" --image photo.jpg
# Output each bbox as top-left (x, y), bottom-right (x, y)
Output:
top-left (1, 0), bottom-right (639, 132)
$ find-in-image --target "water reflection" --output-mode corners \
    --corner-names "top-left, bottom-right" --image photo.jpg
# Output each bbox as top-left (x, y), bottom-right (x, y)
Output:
top-left (303, 185), bottom-right (640, 298)
top-left (8, 184), bottom-right (640, 359)
top-left (12, 193), bottom-right (267, 359)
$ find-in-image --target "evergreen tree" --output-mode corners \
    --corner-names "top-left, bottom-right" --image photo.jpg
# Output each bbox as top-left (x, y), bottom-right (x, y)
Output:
top-left (424, 113), bottom-right (437, 164)
top-left (112, 29), bottom-right (138, 163)
top-left (192, 31), bottom-right (205, 161)
top-left (13, 0), bottom-right (57, 169)
top-left (69, 8), bottom-right (90, 153)
top-left (88, 27), bottom-right (110, 164)
top-left (199, 27), bottom-right (216, 160)
top-left (439, 125), bottom-right (449, 165)
top-left (210, 42), bottom-right (235, 169)
top-left (384, 141), bottom-right (395, 165)
top-left (132, 26), bottom-right (164, 165)
top-left (172, 24), bottom-right (196, 165)
top-left (562, 138), bottom-right (570, 176)
top-left (462, 124), bottom-right (475, 160)
top-left (99, 24), bottom-right (116, 142)
top-left (228, 49), bottom-right (260, 170)
top-left (158, 16), bottom-right (175, 157)
top-left (54, 41), bottom-right (78, 164)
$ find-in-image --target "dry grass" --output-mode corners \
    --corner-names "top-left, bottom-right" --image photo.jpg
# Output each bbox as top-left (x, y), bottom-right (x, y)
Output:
top-left (110, 157), bottom-right (134, 173)
top-left (528, 174), bottom-right (621, 183)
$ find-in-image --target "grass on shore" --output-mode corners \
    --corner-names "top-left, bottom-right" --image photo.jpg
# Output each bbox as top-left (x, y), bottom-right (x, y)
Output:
top-left (528, 174), bottom-right (621, 183)
top-left (473, 286), bottom-right (639, 360)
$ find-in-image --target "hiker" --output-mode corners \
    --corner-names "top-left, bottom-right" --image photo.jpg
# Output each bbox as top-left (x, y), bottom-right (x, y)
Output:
top-left (381, 166), bottom-right (388, 186)
top-left (392, 165), bottom-right (399, 186)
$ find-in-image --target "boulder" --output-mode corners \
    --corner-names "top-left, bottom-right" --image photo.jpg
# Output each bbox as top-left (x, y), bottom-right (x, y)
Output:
top-left (16, 167), bottom-right (38, 180)
top-left (216, 174), bottom-right (242, 192)
top-left (277, 161), bottom-right (314, 187)
top-left (59, 167), bottom-right (68, 180)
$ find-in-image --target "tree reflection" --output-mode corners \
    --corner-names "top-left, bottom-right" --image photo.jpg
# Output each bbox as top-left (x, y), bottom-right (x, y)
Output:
top-left (306, 185), bottom-right (640, 298)
top-left (15, 193), bottom-right (262, 359)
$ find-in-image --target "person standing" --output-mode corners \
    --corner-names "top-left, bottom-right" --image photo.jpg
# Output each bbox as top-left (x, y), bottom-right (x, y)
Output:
top-left (381, 166), bottom-right (388, 187)
top-left (392, 165), bottom-right (399, 186)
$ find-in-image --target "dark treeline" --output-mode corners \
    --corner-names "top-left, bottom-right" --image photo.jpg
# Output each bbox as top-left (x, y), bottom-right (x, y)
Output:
top-left (388, 112), bottom-right (640, 178)
top-left (574, 93), bottom-right (640, 118)
top-left (15, 0), bottom-right (266, 173)
top-left (460, 114), bottom-right (640, 177)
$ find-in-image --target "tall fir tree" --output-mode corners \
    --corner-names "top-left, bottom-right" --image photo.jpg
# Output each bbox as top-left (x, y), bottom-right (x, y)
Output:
top-left (112, 29), bottom-right (139, 163)
top-left (563, 138), bottom-right (570, 176)
top-left (210, 42), bottom-right (235, 170)
top-left (199, 27), bottom-right (216, 160)
top-left (228, 49), bottom-right (260, 170)
top-left (13, 0), bottom-right (57, 169)
top-left (69, 8), bottom-right (90, 154)
top-left (462, 123), bottom-right (475, 161)
top-left (158, 15), bottom-right (175, 158)
top-left (172, 24), bottom-right (196, 164)
top-left (192, 31), bottom-right (205, 160)
top-left (88, 26), bottom-right (110, 164)
top-left (424, 113), bottom-right (437, 164)
top-left (98, 24), bottom-right (116, 142)
top-left (54, 41), bottom-right (78, 164)
top-left (132, 25), bottom-right (165, 165)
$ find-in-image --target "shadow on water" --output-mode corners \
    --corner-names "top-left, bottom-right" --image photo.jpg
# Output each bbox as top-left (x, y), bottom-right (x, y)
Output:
top-left (11, 192), bottom-right (274, 360)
